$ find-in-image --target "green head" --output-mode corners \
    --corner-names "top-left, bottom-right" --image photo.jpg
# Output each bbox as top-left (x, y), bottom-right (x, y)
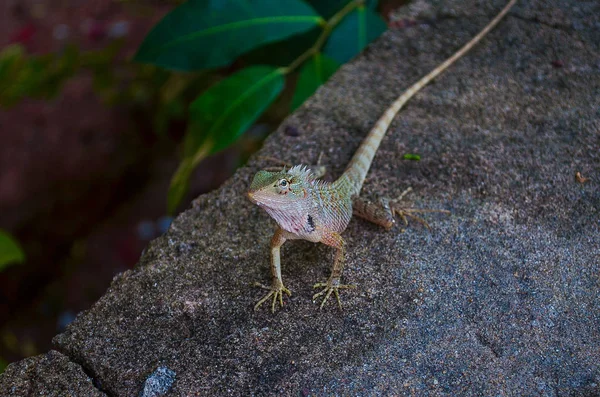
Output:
top-left (247, 166), bottom-right (313, 210)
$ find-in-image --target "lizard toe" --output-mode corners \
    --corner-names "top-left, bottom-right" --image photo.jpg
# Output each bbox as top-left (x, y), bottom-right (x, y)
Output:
top-left (312, 281), bottom-right (356, 309)
top-left (254, 282), bottom-right (291, 313)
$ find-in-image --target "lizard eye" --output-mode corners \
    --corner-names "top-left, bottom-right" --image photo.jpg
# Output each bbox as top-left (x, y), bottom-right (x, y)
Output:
top-left (278, 179), bottom-right (288, 188)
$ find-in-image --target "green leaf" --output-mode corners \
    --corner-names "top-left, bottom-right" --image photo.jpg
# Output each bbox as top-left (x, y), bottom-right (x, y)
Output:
top-left (186, 65), bottom-right (285, 156)
top-left (167, 65), bottom-right (285, 213)
top-left (167, 157), bottom-right (196, 215)
top-left (0, 230), bottom-right (25, 271)
top-left (291, 53), bottom-right (339, 110)
top-left (134, 0), bottom-right (324, 71)
top-left (243, 27), bottom-right (321, 67)
top-left (306, 0), bottom-right (379, 20)
top-left (403, 153), bottom-right (421, 161)
top-left (323, 4), bottom-right (387, 64)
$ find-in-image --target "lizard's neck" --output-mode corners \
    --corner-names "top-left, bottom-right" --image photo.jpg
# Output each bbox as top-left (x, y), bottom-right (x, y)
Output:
top-left (262, 179), bottom-right (323, 236)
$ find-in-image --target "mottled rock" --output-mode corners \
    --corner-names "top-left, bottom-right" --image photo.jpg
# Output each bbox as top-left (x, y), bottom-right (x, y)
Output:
top-left (6, 0), bottom-right (600, 395)
top-left (0, 350), bottom-right (105, 396)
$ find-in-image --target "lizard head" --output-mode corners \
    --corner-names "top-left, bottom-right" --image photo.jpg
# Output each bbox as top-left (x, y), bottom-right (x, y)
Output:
top-left (247, 165), bottom-right (313, 210)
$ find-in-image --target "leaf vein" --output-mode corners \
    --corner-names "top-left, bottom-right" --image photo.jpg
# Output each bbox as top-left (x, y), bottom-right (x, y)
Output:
top-left (149, 16), bottom-right (323, 55)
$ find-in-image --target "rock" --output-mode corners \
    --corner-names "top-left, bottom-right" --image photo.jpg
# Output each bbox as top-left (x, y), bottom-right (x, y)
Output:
top-left (3, 0), bottom-right (600, 395)
top-left (0, 350), bottom-right (106, 396)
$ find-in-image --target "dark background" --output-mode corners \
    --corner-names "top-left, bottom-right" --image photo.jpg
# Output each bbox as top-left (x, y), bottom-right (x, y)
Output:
top-left (0, 0), bottom-right (404, 369)
top-left (0, 0), bottom-right (263, 367)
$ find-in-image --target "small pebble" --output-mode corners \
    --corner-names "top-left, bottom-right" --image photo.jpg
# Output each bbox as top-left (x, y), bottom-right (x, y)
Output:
top-left (139, 367), bottom-right (176, 397)
top-left (284, 125), bottom-right (300, 137)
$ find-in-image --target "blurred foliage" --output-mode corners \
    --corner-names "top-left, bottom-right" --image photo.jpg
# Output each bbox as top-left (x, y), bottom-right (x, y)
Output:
top-left (323, 4), bottom-right (388, 64)
top-left (0, 0), bottom-right (388, 215)
top-left (169, 66), bottom-right (285, 211)
top-left (291, 53), bottom-right (339, 111)
top-left (0, 41), bottom-right (218, 137)
top-left (0, 42), bottom-right (120, 107)
top-left (135, 0), bottom-right (387, 213)
top-left (0, 330), bottom-right (38, 374)
top-left (134, 0), bottom-right (323, 70)
top-left (0, 230), bottom-right (25, 272)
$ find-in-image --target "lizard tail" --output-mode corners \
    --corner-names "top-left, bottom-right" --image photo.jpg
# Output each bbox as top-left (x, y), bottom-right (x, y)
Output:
top-left (337, 0), bottom-right (517, 195)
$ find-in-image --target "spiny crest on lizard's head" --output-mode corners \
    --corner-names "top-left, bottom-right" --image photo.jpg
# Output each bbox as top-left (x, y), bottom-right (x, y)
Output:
top-left (247, 165), bottom-right (314, 209)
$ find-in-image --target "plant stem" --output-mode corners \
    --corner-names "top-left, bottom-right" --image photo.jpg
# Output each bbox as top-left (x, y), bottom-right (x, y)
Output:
top-left (280, 0), bottom-right (364, 75)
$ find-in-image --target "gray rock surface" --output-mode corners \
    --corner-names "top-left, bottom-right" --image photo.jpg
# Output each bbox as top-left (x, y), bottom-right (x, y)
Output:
top-left (0, 350), bottom-right (106, 396)
top-left (3, 0), bottom-right (600, 395)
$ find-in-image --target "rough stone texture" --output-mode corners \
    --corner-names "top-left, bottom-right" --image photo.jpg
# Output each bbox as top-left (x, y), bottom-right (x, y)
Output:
top-left (0, 350), bottom-right (106, 396)
top-left (3, 0), bottom-right (597, 395)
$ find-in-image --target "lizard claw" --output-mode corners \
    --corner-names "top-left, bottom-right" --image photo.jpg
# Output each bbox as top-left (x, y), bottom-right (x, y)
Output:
top-left (312, 280), bottom-right (356, 309)
top-left (253, 281), bottom-right (291, 313)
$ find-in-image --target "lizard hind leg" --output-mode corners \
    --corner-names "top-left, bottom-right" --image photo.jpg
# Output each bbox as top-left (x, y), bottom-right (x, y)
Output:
top-left (387, 187), bottom-right (451, 229)
top-left (352, 187), bottom-right (450, 230)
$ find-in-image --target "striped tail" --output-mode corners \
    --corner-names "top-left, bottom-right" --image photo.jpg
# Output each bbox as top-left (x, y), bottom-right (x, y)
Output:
top-left (337, 0), bottom-right (516, 195)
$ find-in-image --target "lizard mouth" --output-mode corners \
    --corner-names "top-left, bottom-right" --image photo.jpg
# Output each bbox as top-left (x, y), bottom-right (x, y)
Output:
top-left (247, 191), bottom-right (260, 205)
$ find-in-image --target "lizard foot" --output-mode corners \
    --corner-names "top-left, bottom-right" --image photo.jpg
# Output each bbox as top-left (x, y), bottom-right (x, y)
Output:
top-left (253, 281), bottom-right (291, 313)
top-left (387, 187), bottom-right (450, 230)
top-left (312, 279), bottom-right (356, 309)
top-left (389, 205), bottom-right (450, 229)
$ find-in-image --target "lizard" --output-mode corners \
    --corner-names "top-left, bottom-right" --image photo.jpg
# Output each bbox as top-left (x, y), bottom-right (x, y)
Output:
top-left (247, 0), bottom-right (517, 312)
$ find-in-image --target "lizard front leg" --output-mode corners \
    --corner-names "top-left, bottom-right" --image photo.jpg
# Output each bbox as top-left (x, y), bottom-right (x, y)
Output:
top-left (312, 231), bottom-right (356, 309)
top-left (254, 228), bottom-right (291, 312)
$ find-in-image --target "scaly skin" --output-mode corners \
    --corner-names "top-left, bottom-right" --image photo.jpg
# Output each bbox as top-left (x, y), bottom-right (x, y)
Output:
top-left (248, 0), bottom-right (517, 312)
